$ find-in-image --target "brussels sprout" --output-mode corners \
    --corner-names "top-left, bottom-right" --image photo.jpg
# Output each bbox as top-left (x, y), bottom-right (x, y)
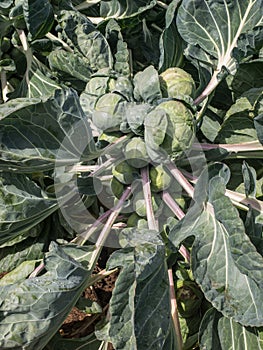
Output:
top-left (156, 100), bottom-right (195, 159)
top-left (86, 76), bottom-right (109, 96)
top-left (176, 281), bottom-right (203, 318)
top-left (127, 213), bottom-right (148, 228)
top-left (133, 191), bottom-right (161, 217)
top-left (124, 137), bottom-right (149, 168)
top-left (93, 92), bottom-right (125, 131)
top-left (160, 67), bottom-right (195, 98)
top-left (112, 76), bottom-right (133, 99)
top-left (112, 161), bottom-right (139, 185)
top-left (95, 93), bottom-right (124, 115)
top-left (111, 176), bottom-right (124, 199)
top-left (150, 164), bottom-right (171, 192)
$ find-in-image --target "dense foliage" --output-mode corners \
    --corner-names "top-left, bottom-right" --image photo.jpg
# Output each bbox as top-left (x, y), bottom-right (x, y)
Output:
top-left (0, 0), bottom-right (263, 349)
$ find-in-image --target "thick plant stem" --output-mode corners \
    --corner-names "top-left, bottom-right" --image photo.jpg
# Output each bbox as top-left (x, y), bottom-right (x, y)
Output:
top-left (192, 141), bottom-right (263, 153)
top-left (101, 134), bottom-right (132, 157)
top-left (226, 189), bottom-right (263, 213)
top-left (182, 169), bottom-right (263, 213)
top-left (168, 269), bottom-right (183, 350)
top-left (46, 32), bottom-right (73, 53)
top-left (71, 208), bottom-right (112, 245)
top-left (0, 70), bottom-right (8, 102)
top-left (157, 0), bottom-right (168, 9)
top-left (162, 191), bottom-right (190, 263)
top-left (87, 268), bottom-right (118, 286)
top-left (141, 166), bottom-right (158, 231)
top-left (167, 162), bottom-right (194, 198)
top-left (162, 191), bottom-right (185, 220)
top-left (88, 186), bottom-right (132, 271)
top-left (194, 71), bottom-right (219, 106)
top-left (141, 167), bottom-right (183, 346)
top-left (17, 29), bottom-right (32, 88)
top-left (29, 262), bottom-right (45, 278)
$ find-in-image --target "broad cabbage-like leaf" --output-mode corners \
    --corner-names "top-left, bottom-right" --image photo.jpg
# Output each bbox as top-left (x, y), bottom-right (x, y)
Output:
top-left (23, 0), bottom-right (54, 41)
top-left (215, 87), bottom-right (263, 143)
top-left (48, 50), bottom-right (92, 91)
top-left (0, 172), bottom-right (57, 245)
top-left (159, 0), bottom-right (184, 72)
top-left (96, 228), bottom-right (178, 350)
top-left (231, 61), bottom-right (263, 97)
top-left (0, 88), bottom-right (97, 171)
top-left (10, 57), bottom-right (62, 99)
top-left (0, 242), bottom-right (93, 350)
top-left (177, 0), bottom-right (262, 74)
top-left (168, 165), bottom-right (263, 326)
top-left (133, 65), bottom-right (162, 104)
top-left (177, 0), bottom-right (263, 102)
top-left (56, 9), bottom-right (113, 72)
top-left (0, 219), bottom-right (50, 272)
top-left (199, 308), bottom-right (263, 350)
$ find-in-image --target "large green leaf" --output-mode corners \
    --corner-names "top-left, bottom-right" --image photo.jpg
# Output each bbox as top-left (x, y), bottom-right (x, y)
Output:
top-left (0, 172), bottom-right (57, 245)
top-left (0, 88), bottom-right (97, 171)
top-left (177, 0), bottom-right (262, 74)
top-left (177, 0), bottom-right (263, 102)
top-left (48, 49), bottom-right (92, 91)
top-left (0, 242), bottom-right (92, 350)
top-left (231, 61), bottom-right (263, 98)
top-left (105, 19), bottom-right (131, 77)
top-left (0, 219), bottom-right (50, 272)
top-left (199, 309), bottom-right (263, 350)
top-left (10, 57), bottom-right (62, 99)
top-left (215, 88), bottom-right (263, 144)
top-left (168, 167), bottom-right (263, 327)
top-left (100, 0), bottom-right (157, 19)
top-left (0, 15), bottom-right (11, 40)
top-left (133, 65), bottom-right (162, 104)
top-left (23, 0), bottom-right (54, 40)
top-left (159, 0), bottom-right (184, 72)
top-left (56, 9), bottom-right (113, 72)
top-left (0, 260), bottom-right (38, 286)
top-left (96, 228), bottom-right (178, 350)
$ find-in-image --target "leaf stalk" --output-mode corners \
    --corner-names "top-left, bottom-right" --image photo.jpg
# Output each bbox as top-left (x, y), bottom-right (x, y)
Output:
top-left (168, 269), bottom-right (183, 350)
top-left (141, 166), bottom-right (159, 231)
top-left (17, 29), bottom-right (33, 90)
top-left (0, 69), bottom-right (8, 102)
top-left (88, 186), bottom-right (132, 271)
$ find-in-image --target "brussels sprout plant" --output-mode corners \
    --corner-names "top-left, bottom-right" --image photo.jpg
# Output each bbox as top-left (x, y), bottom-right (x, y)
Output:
top-left (0, 1), bottom-right (263, 350)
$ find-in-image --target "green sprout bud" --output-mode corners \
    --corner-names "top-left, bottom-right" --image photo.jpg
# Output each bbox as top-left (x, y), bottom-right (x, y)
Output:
top-left (93, 92), bottom-right (125, 131)
top-left (111, 177), bottom-right (124, 199)
top-left (150, 164), bottom-right (172, 192)
top-left (124, 137), bottom-right (149, 168)
top-left (156, 100), bottom-right (195, 159)
top-left (160, 67), bottom-right (195, 98)
top-left (127, 212), bottom-right (148, 228)
top-left (112, 161), bottom-right (139, 185)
